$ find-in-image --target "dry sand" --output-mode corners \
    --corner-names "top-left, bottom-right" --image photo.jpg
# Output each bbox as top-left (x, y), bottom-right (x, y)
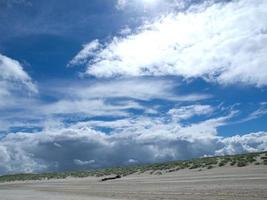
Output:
top-left (0, 165), bottom-right (266, 200)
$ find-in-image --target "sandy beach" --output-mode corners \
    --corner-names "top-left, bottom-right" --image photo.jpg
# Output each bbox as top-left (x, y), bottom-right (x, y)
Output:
top-left (0, 165), bottom-right (266, 200)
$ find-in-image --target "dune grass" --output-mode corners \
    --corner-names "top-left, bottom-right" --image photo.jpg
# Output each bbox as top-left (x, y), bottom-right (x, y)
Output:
top-left (0, 151), bottom-right (266, 183)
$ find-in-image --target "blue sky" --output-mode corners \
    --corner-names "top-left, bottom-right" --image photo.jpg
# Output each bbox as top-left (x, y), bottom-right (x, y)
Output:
top-left (0, 0), bottom-right (267, 174)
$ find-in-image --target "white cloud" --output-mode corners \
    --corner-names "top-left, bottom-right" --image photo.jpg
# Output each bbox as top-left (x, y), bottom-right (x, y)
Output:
top-left (0, 54), bottom-right (37, 93)
top-left (73, 0), bottom-right (267, 87)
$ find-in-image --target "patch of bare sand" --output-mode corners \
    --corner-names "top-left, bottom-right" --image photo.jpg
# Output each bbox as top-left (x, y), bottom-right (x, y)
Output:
top-left (0, 165), bottom-right (266, 200)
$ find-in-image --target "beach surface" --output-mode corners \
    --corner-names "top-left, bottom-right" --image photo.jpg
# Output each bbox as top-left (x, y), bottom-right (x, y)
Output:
top-left (1, 165), bottom-right (266, 200)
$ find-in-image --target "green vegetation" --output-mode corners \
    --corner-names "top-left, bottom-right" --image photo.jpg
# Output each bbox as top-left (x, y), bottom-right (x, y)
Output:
top-left (218, 161), bottom-right (225, 167)
top-left (0, 151), bottom-right (266, 183)
top-left (207, 165), bottom-right (213, 169)
top-left (230, 160), bottom-right (236, 166)
top-left (237, 161), bottom-right (247, 167)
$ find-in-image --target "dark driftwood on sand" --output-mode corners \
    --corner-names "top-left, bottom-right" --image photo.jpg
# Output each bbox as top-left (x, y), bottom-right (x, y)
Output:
top-left (101, 175), bottom-right (121, 182)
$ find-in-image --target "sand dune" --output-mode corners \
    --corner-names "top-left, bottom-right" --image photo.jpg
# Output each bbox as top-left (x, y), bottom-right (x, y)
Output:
top-left (1, 165), bottom-right (266, 200)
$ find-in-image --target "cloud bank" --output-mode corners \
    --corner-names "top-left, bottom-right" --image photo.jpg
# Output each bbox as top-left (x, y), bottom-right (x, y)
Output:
top-left (0, 113), bottom-right (266, 174)
top-left (71, 0), bottom-right (267, 86)
top-left (0, 103), bottom-right (266, 175)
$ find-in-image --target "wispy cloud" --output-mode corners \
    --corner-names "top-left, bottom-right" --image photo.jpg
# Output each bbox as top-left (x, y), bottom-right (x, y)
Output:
top-left (168, 104), bottom-right (213, 121)
top-left (0, 54), bottom-right (37, 109)
top-left (0, 77), bottom-right (211, 133)
top-left (0, 54), bottom-right (37, 93)
top-left (68, 40), bottom-right (100, 67)
top-left (235, 104), bottom-right (267, 124)
top-left (40, 99), bottom-right (139, 117)
top-left (62, 78), bottom-right (211, 101)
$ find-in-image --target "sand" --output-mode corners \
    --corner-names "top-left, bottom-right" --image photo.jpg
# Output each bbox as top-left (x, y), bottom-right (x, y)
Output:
top-left (0, 165), bottom-right (266, 200)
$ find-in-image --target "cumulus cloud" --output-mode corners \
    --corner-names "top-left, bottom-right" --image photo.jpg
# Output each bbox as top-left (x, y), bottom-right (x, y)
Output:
top-left (216, 132), bottom-right (267, 155)
top-left (72, 0), bottom-right (267, 87)
top-left (0, 113), bottom-right (266, 174)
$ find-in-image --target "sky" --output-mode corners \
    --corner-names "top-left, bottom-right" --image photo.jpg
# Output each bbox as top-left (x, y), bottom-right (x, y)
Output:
top-left (0, 0), bottom-right (267, 175)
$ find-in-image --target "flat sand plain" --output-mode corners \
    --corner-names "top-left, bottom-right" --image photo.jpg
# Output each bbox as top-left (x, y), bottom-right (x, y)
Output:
top-left (0, 165), bottom-right (266, 200)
